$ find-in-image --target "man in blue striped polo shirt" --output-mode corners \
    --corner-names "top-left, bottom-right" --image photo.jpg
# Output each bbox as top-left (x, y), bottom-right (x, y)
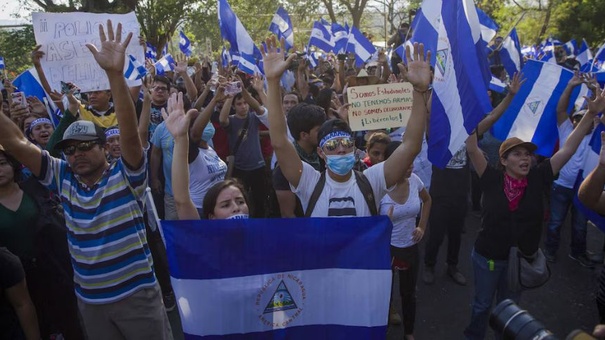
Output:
top-left (0, 21), bottom-right (172, 339)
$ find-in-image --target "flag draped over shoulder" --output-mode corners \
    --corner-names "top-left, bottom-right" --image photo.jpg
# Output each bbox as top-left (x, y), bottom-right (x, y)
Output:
top-left (492, 60), bottom-right (575, 156)
top-left (410, 0), bottom-right (492, 168)
top-left (161, 216), bottom-right (393, 339)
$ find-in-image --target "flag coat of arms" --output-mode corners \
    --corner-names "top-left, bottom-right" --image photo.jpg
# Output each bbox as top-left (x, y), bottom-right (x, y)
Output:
top-left (160, 216), bottom-right (392, 339)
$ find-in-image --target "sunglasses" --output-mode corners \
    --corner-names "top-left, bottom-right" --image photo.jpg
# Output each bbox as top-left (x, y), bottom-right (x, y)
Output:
top-left (62, 140), bottom-right (100, 156)
top-left (153, 86), bottom-right (169, 92)
top-left (322, 138), bottom-right (355, 152)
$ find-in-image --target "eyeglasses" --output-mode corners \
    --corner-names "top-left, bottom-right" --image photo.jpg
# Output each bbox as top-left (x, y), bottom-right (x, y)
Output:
top-left (62, 140), bottom-right (100, 156)
top-left (322, 138), bottom-right (355, 152)
top-left (153, 86), bottom-right (169, 92)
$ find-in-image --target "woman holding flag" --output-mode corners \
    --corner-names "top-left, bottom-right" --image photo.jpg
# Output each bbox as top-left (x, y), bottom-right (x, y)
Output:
top-left (463, 83), bottom-right (605, 339)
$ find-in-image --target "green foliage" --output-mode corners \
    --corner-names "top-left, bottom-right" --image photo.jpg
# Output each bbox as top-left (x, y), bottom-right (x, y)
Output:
top-left (0, 26), bottom-right (36, 75)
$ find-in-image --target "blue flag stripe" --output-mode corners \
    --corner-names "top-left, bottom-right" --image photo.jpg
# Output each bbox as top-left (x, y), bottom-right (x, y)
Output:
top-left (183, 324), bottom-right (388, 340)
top-left (161, 216), bottom-right (392, 280)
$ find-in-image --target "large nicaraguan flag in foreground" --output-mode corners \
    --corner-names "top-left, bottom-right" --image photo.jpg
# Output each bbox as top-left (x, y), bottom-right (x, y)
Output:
top-left (161, 216), bottom-right (393, 339)
top-left (410, 0), bottom-right (492, 168)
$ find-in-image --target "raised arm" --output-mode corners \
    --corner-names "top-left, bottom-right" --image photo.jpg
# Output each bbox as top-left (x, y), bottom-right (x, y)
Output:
top-left (219, 96), bottom-right (233, 128)
top-left (262, 37), bottom-right (302, 187)
top-left (383, 43), bottom-right (431, 188)
top-left (250, 74), bottom-right (267, 106)
top-left (466, 131), bottom-right (488, 177)
top-left (192, 86), bottom-right (226, 142)
top-left (173, 55), bottom-right (198, 102)
top-left (579, 131), bottom-right (605, 214)
top-left (31, 45), bottom-right (53, 96)
top-left (556, 71), bottom-right (583, 126)
top-left (86, 20), bottom-right (142, 169)
top-left (162, 92), bottom-right (200, 220)
top-left (240, 80), bottom-right (264, 116)
top-left (138, 76), bottom-right (153, 149)
top-left (551, 86), bottom-right (605, 175)
top-left (477, 72), bottom-right (525, 135)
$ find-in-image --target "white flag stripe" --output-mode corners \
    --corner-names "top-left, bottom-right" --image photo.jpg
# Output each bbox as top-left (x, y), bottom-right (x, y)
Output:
top-left (173, 268), bottom-right (391, 336)
top-left (507, 64), bottom-right (563, 141)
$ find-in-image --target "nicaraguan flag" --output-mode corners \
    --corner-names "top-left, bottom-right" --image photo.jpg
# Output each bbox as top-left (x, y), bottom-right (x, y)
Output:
top-left (574, 123), bottom-right (605, 233)
top-left (577, 39), bottom-right (593, 68)
top-left (500, 28), bottom-right (523, 78)
top-left (563, 39), bottom-right (577, 56)
top-left (589, 43), bottom-right (605, 71)
top-left (331, 22), bottom-right (349, 54)
top-left (154, 54), bottom-right (176, 75)
top-left (308, 21), bottom-right (335, 53)
top-left (179, 31), bottom-right (193, 57)
top-left (410, 0), bottom-right (492, 168)
top-left (475, 7), bottom-right (498, 47)
top-left (221, 46), bottom-right (231, 68)
top-left (145, 42), bottom-right (157, 61)
top-left (268, 6), bottom-right (294, 52)
top-left (345, 26), bottom-right (376, 67)
top-left (124, 55), bottom-right (148, 80)
top-left (161, 216), bottom-right (392, 339)
top-left (489, 76), bottom-right (507, 94)
top-left (521, 45), bottom-right (536, 59)
top-left (12, 68), bottom-right (61, 126)
top-left (218, 0), bottom-right (262, 74)
top-left (492, 60), bottom-right (583, 156)
top-left (0, 56), bottom-right (5, 69)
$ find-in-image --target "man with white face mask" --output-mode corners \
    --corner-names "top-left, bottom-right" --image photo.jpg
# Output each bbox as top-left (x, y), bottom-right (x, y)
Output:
top-left (262, 37), bottom-right (432, 217)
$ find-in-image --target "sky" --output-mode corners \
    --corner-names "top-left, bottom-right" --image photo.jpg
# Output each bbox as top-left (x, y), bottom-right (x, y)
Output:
top-left (0, 0), bottom-right (33, 23)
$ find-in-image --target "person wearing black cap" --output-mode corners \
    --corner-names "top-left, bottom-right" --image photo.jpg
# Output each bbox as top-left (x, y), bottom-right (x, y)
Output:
top-left (462, 85), bottom-right (605, 340)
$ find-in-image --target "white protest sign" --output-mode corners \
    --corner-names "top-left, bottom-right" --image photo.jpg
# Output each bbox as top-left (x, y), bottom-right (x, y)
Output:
top-left (346, 82), bottom-right (414, 131)
top-left (32, 11), bottom-right (144, 92)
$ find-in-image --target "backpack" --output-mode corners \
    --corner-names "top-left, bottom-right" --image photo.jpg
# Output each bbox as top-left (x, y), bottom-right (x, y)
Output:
top-left (304, 170), bottom-right (378, 217)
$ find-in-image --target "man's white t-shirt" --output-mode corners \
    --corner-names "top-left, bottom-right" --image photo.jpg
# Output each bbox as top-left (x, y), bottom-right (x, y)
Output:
top-left (555, 119), bottom-right (591, 189)
top-left (291, 161), bottom-right (391, 217)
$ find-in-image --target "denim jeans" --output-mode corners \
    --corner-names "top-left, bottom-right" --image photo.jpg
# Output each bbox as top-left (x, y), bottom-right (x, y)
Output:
top-left (464, 249), bottom-right (520, 340)
top-left (544, 183), bottom-right (588, 256)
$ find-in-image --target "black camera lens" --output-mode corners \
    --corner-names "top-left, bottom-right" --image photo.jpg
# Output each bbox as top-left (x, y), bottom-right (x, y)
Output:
top-left (490, 299), bottom-right (558, 340)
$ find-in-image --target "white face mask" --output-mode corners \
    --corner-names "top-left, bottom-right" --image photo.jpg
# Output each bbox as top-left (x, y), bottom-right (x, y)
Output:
top-left (227, 214), bottom-right (249, 220)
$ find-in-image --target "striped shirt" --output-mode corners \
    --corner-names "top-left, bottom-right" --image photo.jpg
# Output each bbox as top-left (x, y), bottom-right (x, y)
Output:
top-left (38, 150), bottom-right (156, 304)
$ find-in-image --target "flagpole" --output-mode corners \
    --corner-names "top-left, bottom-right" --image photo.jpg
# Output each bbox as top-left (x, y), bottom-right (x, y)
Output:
top-left (495, 11), bottom-right (526, 50)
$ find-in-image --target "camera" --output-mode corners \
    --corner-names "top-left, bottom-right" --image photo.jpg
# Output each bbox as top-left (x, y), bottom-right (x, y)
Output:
top-left (490, 299), bottom-right (595, 340)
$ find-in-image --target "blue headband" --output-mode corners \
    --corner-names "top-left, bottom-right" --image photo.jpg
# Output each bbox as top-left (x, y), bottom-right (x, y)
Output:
top-left (105, 128), bottom-right (120, 138)
top-left (319, 131), bottom-right (352, 148)
top-left (30, 118), bottom-right (52, 129)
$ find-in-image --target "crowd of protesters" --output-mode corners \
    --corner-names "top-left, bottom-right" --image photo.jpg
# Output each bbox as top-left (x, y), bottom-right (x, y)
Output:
top-left (3, 17), bottom-right (605, 340)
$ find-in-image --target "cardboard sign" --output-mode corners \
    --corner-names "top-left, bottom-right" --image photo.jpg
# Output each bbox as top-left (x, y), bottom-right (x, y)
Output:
top-left (32, 11), bottom-right (144, 92)
top-left (346, 82), bottom-right (414, 131)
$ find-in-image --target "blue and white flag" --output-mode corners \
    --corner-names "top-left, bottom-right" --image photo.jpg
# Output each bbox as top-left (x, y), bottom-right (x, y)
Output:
top-left (154, 54), bottom-right (176, 75)
top-left (492, 60), bottom-right (581, 156)
top-left (576, 39), bottom-right (593, 68)
top-left (162, 44), bottom-right (169, 58)
top-left (161, 216), bottom-right (392, 339)
top-left (563, 39), bottom-right (577, 56)
top-left (331, 22), bottom-right (349, 54)
top-left (12, 68), bottom-right (61, 126)
top-left (410, 0), bottom-right (493, 168)
top-left (489, 76), bottom-right (507, 94)
top-left (268, 6), bottom-right (294, 52)
top-left (308, 21), bottom-right (334, 53)
top-left (179, 31), bottom-right (193, 57)
top-left (218, 0), bottom-right (263, 74)
top-left (124, 55), bottom-right (148, 80)
top-left (345, 26), bottom-right (376, 67)
top-left (574, 123), bottom-right (605, 233)
top-left (221, 46), bottom-right (231, 68)
top-left (145, 42), bottom-right (157, 61)
top-left (521, 45), bottom-right (536, 59)
top-left (475, 7), bottom-right (498, 47)
top-left (590, 43), bottom-right (605, 71)
top-left (500, 28), bottom-right (523, 78)
top-left (0, 56), bottom-right (5, 70)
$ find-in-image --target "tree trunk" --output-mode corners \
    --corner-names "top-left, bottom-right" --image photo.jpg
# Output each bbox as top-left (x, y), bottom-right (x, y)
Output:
top-left (538, 0), bottom-right (554, 40)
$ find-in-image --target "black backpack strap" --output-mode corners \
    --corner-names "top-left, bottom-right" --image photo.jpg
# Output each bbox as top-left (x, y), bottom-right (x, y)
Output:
top-left (354, 170), bottom-right (378, 216)
top-left (305, 171), bottom-right (327, 217)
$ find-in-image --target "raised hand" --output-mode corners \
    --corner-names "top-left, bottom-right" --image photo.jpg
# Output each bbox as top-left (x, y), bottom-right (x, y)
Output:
top-left (508, 72), bottom-right (526, 95)
top-left (261, 36), bottom-right (296, 81)
top-left (251, 74), bottom-right (264, 93)
top-left (161, 92), bottom-right (196, 138)
top-left (173, 54), bottom-right (188, 74)
top-left (568, 70), bottom-right (583, 87)
top-left (404, 43), bottom-right (431, 92)
top-left (86, 20), bottom-right (133, 74)
top-left (31, 45), bottom-right (45, 67)
top-left (586, 84), bottom-right (605, 114)
top-left (66, 87), bottom-right (81, 115)
top-left (27, 96), bottom-right (46, 115)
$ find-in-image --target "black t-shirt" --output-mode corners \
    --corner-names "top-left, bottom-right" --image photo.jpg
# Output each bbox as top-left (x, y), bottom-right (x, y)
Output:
top-left (474, 160), bottom-right (553, 260)
top-left (0, 247), bottom-right (26, 340)
top-left (429, 145), bottom-right (470, 201)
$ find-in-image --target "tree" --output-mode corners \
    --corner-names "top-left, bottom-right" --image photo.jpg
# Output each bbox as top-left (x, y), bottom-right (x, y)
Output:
top-left (21, 0), bottom-right (137, 13)
top-left (0, 25), bottom-right (36, 75)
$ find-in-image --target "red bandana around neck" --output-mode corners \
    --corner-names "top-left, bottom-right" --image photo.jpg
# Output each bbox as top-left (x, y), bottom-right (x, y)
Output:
top-left (503, 172), bottom-right (528, 211)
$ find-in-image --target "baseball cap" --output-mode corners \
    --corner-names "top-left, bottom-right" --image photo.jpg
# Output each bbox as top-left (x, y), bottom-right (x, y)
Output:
top-left (498, 137), bottom-right (537, 158)
top-left (54, 120), bottom-right (105, 150)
